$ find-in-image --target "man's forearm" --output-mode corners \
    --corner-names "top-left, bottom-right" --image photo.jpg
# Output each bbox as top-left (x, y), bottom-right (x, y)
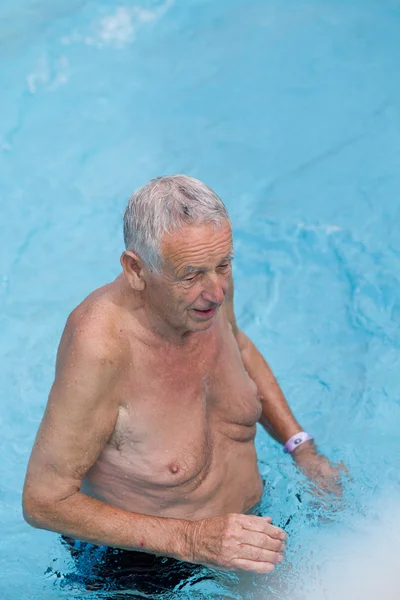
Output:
top-left (236, 329), bottom-right (302, 444)
top-left (23, 489), bottom-right (191, 560)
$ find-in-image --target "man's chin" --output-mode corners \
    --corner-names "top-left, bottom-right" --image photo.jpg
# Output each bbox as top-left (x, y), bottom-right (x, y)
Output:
top-left (194, 320), bottom-right (216, 331)
top-left (187, 312), bottom-right (218, 332)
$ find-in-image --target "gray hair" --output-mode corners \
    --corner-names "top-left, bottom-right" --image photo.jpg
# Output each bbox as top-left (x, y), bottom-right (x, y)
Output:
top-left (123, 175), bottom-right (231, 272)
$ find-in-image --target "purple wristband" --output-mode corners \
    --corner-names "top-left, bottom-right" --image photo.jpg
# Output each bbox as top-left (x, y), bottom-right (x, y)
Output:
top-left (283, 431), bottom-right (314, 453)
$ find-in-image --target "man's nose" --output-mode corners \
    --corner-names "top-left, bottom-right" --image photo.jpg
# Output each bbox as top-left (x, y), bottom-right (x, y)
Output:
top-left (201, 273), bottom-right (227, 305)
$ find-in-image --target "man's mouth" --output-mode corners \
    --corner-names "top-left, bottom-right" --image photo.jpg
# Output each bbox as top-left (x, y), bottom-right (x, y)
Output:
top-left (192, 306), bottom-right (218, 319)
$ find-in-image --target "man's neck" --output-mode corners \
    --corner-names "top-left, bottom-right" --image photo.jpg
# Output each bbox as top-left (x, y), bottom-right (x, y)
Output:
top-left (138, 305), bottom-right (200, 348)
top-left (118, 275), bottom-right (202, 348)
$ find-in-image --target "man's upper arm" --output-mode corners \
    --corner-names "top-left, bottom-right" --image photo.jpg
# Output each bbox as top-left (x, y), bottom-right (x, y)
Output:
top-left (225, 273), bottom-right (238, 332)
top-left (23, 322), bottom-right (121, 508)
top-left (225, 274), bottom-right (248, 352)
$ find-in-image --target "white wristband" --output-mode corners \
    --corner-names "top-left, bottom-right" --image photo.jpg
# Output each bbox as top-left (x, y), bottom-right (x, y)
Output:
top-left (283, 431), bottom-right (314, 453)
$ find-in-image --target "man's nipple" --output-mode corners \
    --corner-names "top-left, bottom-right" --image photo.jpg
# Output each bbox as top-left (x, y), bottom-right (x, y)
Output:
top-left (168, 463), bottom-right (180, 475)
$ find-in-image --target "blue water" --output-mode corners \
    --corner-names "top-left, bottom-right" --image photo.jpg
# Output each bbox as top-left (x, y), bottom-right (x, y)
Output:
top-left (1, 0), bottom-right (400, 598)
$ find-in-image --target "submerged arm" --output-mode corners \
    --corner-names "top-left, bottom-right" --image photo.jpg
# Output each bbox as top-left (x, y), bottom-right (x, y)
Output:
top-left (225, 277), bottom-right (303, 443)
top-left (235, 329), bottom-right (302, 444)
top-left (225, 275), bottom-right (345, 494)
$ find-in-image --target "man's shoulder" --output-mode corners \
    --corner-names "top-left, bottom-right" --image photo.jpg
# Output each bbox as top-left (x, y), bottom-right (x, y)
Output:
top-left (68, 287), bottom-right (115, 334)
top-left (59, 283), bottom-right (127, 368)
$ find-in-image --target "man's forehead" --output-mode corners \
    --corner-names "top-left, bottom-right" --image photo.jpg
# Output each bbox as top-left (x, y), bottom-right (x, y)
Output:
top-left (161, 222), bottom-right (233, 269)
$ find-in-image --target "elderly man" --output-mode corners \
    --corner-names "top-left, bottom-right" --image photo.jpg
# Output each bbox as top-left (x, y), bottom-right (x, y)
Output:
top-left (23, 175), bottom-right (343, 594)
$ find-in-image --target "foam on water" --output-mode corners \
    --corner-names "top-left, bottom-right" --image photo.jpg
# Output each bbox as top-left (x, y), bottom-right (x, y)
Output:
top-left (305, 494), bottom-right (400, 600)
top-left (61, 1), bottom-right (174, 49)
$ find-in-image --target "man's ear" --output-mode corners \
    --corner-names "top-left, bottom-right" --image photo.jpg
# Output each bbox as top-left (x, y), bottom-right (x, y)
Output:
top-left (120, 251), bottom-right (146, 291)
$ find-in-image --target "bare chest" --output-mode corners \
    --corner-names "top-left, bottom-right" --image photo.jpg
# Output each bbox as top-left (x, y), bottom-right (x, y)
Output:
top-left (95, 323), bottom-right (262, 492)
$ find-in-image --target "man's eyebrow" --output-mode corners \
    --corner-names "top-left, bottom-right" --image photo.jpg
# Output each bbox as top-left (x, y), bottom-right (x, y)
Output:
top-left (181, 253), bottom-right (234, 276)
top-left (182, 265), bottom-right (202, 276)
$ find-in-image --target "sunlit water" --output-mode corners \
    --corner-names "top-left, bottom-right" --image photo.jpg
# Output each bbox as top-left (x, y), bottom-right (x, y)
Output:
top-left (1, 0), bottom-right (400, 598)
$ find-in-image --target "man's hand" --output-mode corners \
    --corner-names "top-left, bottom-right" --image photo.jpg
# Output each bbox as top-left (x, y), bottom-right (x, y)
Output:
top-left (184, 514), bottom-right (286, 574)
top-left (292, 442), bottom-right (347, 496)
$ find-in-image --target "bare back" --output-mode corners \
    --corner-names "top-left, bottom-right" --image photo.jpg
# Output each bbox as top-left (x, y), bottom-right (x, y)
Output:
top-left (68, 277), bottom-right (264, 520)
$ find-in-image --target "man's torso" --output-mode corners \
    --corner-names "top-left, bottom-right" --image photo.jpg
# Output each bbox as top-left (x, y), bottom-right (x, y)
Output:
top-left (73, 278), bottom-right (264, 520)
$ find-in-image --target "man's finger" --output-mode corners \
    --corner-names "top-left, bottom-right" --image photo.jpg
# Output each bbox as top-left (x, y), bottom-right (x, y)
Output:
top-left (239, 545), bottom-right (284, 564)
top-left (240, 530), bottom-right (286, 552)
top-left (240, 516), bottom-right (287, 541)
top-left (337, 461), bottom-right (350, 476)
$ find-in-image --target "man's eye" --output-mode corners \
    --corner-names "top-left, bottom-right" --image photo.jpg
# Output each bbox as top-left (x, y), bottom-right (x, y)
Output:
top-left (219, 263), bottom-right (231, 270)
top-left (184, 275), bottom-right (197, 282)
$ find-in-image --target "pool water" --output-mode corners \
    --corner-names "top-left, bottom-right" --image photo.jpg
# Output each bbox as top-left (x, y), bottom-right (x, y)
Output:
top-left (1, 0), bottom-right (400, 598)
